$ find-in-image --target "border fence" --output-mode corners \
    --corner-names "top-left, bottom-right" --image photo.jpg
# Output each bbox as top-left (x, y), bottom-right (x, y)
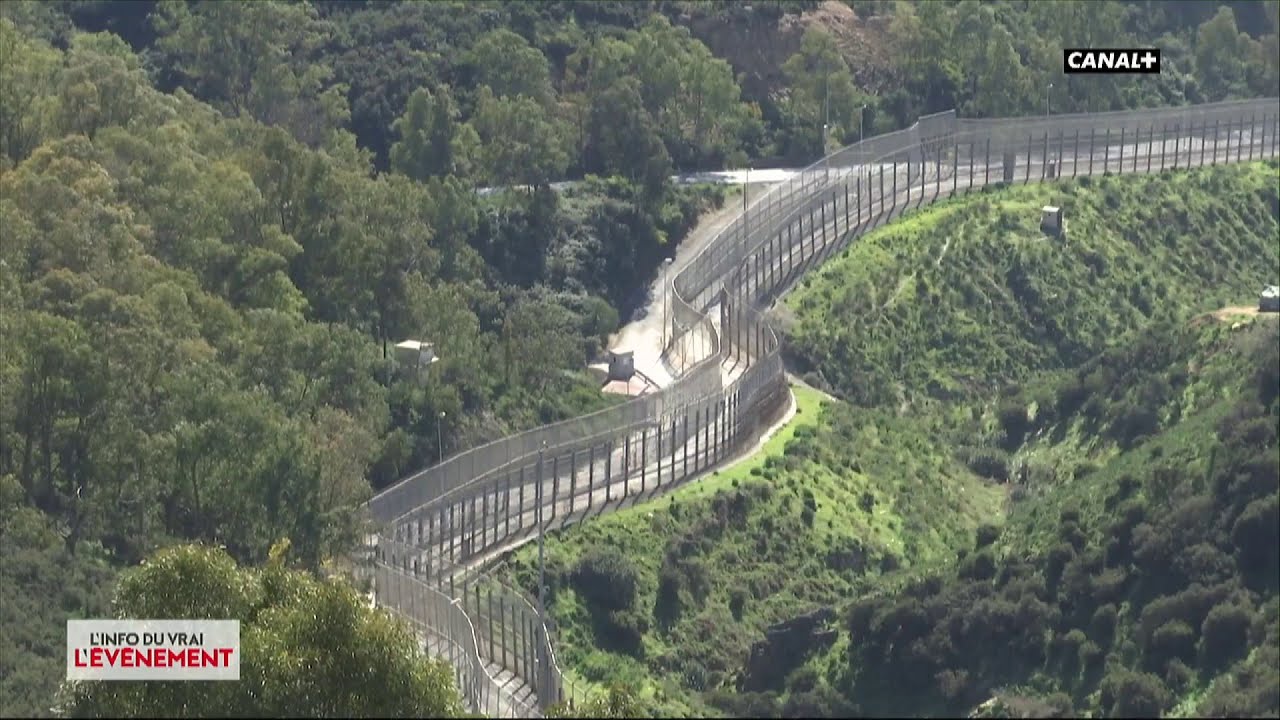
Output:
top-left (360, 97), bottom-right (1280, 716)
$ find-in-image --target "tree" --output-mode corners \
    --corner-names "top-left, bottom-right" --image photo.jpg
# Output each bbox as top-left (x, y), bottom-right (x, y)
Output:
top-left (781, 26), bottom-right (860, 156)
top-left (0, 18), bottom-right (60, 166)
top-left (57, 542), bottom-right (465, 718)
top-left (151, 0), bottom-right (348, 147)
top-left (471, 87), bottom-right (568, 189)
top-left (465, 28), bottom-right (553, 104)
top-left (390, 86), bottom-right (471, 182)
top-left (1195, 7), bottom-right (1256, 100)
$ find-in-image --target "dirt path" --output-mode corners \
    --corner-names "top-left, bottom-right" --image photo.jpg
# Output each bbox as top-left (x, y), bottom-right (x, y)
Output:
top-left (1210, 305), bottom-right (1261, 321)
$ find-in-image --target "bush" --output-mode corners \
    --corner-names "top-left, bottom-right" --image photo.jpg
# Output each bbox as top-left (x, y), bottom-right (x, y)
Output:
top-left (1100, 669), bottom-right (1172, 718)
top-left (786, 665), bottom-right (819, 694)
top-left (1200, 602), bottom-right (1253, 670)
top-left (858, 491), bottom-right (876, 513)
top-left (975, 524), bottom-right (1001, 549)
top-left (1091, 604), bottom-right (1119, 648)
top-left (998, 398), bottom-right (1030, 449)
top-left (1164, 658), bottom-right (1194, 693)
top-left (959, 550), bottom-right (998, 581)
top-left (654, 564), bottom-right (683, 630)
top-left (1079, 640), bottom-right (1105, 673)
top-left (729, 588), bottom-right (748, 622)
top-left (573, 548), bottom-right (639, 612)
top-left (1149, 620), bottom-right (1198, 666)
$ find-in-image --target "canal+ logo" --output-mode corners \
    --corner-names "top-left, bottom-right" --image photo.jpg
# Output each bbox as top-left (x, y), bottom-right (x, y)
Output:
top-left (1064, 48), bottom-right (1161, 74)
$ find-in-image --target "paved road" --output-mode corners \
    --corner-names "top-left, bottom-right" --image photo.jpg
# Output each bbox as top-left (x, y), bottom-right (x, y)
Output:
top-left (379, 122), bottom-right (1276, 716)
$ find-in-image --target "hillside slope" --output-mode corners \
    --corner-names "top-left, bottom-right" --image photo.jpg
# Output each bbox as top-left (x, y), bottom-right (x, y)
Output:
top-left (496, 161), bottom-right (1280, 717)
top-left (781, 161), bottom-right (1280, 410)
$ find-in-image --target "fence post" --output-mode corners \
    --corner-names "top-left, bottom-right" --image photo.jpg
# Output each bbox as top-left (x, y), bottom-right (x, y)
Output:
top-left (683, 410), bottom-right (690, 478)
top-left (669, 417), bottom-right (678, 482)
top-left (656, 417), bottom-right (664, 490)
top-left (604, 438), bottom-right (613, 504)
top-left (639, 429), bottom-right (648, 494)
top-left (1175, 122), bottom-right (1183, 169)
top-left (447, 504), bottom-right (456, 563)
top-left (1041, 131), bottom-right (1049, 180)
top-left (985, 137), bottom-right (992, 186)
top-left (1117, 127), bottom-right (1125, 172)
top-left (466, 495), bottom-right (476, 560)
top-left (487, 588), bottom-right (496, 660)
top-left (890, 160), bottom-right (896, 214)
top-left (1198, 117), bottom-right (1207, 167)
top-left (1147, 123), bottom-right (1155, 172)
top-left (587, 444), bottom-right (596, 512)
top-left (479, 485), bottom-right (488, 552)
top-left (1214, 118), bottom-right (1222, 165)
top-left (550, 455), bottom-right (560, 523)
top-left (953, 140), bottom-right (959, 196)
top-left (504, 472), bottom-right (512, 538)
top-left (568, 449), bottom-right (577, 516)
top-left (622, 433), bottom-right (631, 500)
top-left (518, 466), bottom-right (526, 533)
top-left (879, 163), bottom-right (885, 219)
top-left (1159, 122), bottom-right (1168, 170)
top-left (1021, 134), bottom-right (1030, 183)
top-left (821, 196), bottom-right (828, 258)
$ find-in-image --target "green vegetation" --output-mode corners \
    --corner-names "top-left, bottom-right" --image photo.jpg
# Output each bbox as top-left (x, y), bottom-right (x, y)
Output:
top-left (498, 382), bottom-right (1004, 716)
top-left (58, 542), bottom-right (464, 718)
top-left (0, 0), bottom-right (1276, 716)
top-left (785, 162), bottom-right (1280, 409)
top-left (504, 161), bottom-right (1280, 717)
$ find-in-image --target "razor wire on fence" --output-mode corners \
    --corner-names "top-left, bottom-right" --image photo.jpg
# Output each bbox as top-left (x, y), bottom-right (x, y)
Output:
top-left (361, 97), bottom-right (1280, 717)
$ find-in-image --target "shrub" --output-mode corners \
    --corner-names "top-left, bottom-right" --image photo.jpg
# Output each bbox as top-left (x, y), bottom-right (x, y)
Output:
top-left (786, 665), bottom-right (819, 694)
top-left (975, 524), bottom-right (1001, 549)
top-left (1079, 640), bottom-right (1104, 673)
top-left (1164, 658), bottom-right (1194, 693)
top-left (1091, 604), bottom-right (1119, 648)
top-left (654, 564), bottom-right (683, 630)
top-left (858, 491), bottom-right (875, 513)
top-left (1045, 543), bottom-right (1075, 592)
top-left (1200, 602), bottom-right (1253, 670)
top-left (729, 588), bottom-right (748, 622)
top-left (573, 548), bottom-right (639, 612)
top-left (959, 550), bottom-right (997, 581)
top-left (998, 398), bottom-right (1030, 450)
top-left (1149, 620), bottom-right (1198, 666)
top-left (1100, 669), bottom-right (1172, 718)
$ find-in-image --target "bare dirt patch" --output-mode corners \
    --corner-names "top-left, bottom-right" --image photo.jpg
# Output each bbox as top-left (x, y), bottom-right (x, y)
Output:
top-left (1210, 305), bottom-right (1262, 322)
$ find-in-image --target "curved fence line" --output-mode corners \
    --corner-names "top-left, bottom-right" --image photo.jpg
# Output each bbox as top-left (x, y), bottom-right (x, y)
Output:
top-left (362, 97), bottom-right (1280, 716)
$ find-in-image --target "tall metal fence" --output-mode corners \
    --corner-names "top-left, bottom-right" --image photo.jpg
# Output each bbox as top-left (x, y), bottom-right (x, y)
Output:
top-left (361, 97), bottom-right (1280, 716)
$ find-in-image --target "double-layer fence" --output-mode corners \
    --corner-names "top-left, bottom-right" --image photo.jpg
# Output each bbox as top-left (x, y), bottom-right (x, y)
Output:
top-left (362, 97), bottom-right (1280, 717)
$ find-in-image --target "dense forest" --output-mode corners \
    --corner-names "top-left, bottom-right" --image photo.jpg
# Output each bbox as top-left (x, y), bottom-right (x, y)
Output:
top-left (1, 0), bottom-right (1277, 717)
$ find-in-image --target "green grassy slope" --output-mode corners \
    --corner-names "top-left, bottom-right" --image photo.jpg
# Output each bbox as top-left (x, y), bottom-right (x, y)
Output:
top-left (494, 161), bottom-right (1280, 718)
top-left (782, 161), bottom-right (1280, 410)
top-left (830, 314), bottom-right (1278, 719)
